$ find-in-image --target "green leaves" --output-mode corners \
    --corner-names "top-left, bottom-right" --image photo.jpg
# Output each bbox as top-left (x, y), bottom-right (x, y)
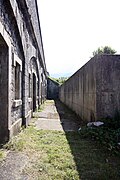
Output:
top-left (93, 46), bottom-right (116, 56)
top-left (50, 76), bottom-right (69, 85)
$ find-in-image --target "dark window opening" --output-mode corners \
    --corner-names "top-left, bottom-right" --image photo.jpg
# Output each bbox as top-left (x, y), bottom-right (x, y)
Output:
top-left (15, 62), bottom-right (21, 99)
top-left (33, 73), bottom-right (36, 111)
top-left (29, 73), bottom-right (31, 97)
top-left (37, 81), bottom-right (39, 96)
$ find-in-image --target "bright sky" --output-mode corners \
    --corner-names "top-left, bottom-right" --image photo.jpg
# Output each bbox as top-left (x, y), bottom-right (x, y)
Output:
top-left (37, 0), bottom-right (120, 78)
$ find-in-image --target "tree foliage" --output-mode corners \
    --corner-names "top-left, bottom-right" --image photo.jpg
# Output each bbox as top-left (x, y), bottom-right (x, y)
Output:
top-left (51, 77), bottom-right (68, 85)
top-left (93, 46), bottom-right (116, 56)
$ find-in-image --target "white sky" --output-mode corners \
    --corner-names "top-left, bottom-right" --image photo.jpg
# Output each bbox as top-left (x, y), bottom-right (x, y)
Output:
top-left (37, 0), bottom-right (120, 78)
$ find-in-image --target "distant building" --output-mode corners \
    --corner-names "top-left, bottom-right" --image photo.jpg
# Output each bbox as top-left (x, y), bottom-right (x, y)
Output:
top-left (47, 78), bottom-right (59, 99)
top-left (0, 0), bottom-right (47, 142)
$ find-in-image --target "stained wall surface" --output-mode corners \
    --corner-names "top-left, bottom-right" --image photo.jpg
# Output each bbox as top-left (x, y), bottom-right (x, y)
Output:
top-left (0, 0), bottom-right (47, 142)
top-left (59, 55), bottom-right (120, 122)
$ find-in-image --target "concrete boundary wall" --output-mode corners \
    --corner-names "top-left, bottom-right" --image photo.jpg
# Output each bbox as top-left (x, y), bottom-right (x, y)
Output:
top-left (59, 55), bottom-right (120, 122)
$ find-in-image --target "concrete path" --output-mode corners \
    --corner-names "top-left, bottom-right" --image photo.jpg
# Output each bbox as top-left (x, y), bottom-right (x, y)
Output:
top-left (35, 100), bottom-right (80, 131)
top-left (0, 152), bottom-right (29, 180)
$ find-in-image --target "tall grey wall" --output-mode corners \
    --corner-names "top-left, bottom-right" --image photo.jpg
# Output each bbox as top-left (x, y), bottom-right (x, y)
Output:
top-left (59, 55), bottom-right (120, 122)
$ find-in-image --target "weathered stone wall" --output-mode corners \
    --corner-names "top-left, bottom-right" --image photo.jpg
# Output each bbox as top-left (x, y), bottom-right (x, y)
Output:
top-left (0, 0), bottom-right (47, 142)
top-left (96, 55), bottom-right (120, 120)
top-left (59, 55), bottom-right (120, 122)
top-left (47, 78), bottom-right (59, 99)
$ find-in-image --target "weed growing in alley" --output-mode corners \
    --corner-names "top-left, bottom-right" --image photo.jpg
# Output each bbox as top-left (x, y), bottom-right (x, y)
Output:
top-left (1, 124), bottom-right (120, 179)
top-left (79, 114), bottom-right (120, 155)
top-left (0, 150), bottom-right (5, 161)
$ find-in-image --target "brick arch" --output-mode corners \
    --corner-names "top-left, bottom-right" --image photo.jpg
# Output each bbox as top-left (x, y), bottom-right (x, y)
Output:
top-left (29, 57), bottom-right (39, 78)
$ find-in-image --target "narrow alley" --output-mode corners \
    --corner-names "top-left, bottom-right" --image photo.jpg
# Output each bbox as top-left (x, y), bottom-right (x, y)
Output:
top-left (35, 100), bottom-right (80, 131)
top-left (0, 100), bottom-right (120, 180)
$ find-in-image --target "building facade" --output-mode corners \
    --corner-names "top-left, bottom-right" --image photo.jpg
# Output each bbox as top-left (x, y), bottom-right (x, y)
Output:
top-left (0, 0), bottom-right (47, 142)
top-left (47, 78), bottom-right (59, 100)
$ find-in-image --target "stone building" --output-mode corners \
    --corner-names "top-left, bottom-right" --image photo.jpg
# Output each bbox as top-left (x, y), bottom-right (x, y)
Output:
top-left (47, 78), bottom-right (59, 99)
top-left (0, 0), bottom-right (47, 142)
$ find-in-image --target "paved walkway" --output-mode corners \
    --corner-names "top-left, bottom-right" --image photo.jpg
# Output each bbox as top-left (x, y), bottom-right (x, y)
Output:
top-left (35, 100), bottom-right (80, 131)
top-left (0, 152), bottom-right (29, 180)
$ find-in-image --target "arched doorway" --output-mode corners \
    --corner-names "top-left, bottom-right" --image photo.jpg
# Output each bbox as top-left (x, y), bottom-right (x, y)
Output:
top-left (29, 57), bottom-right (40, 113)
top-left (0, 33), bottom-right (9, 142)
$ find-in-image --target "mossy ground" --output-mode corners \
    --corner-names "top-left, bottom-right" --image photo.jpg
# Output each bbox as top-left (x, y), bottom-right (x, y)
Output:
top-left (2, 122), bottom-right (120, 180)
top-left (0, 100), bottom-right (120, 179)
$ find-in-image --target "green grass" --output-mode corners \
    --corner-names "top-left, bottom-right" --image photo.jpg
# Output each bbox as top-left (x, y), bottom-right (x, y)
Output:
top-left (3, 123), bottom-right (120, 180)
top-left (38, 104), bottom-right (45, 112)
top-left (0, 150), bottom-right (4, 159)
top-left (0, 149), bottom-right (7, 162)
